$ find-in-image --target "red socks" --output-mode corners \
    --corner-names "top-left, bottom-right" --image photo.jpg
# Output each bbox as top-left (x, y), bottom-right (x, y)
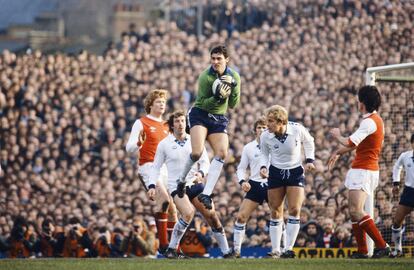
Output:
top-left (155, 212), bottom-right (169, 249)
top-left (358, 215), bottom-right (386, 249)
top-left (352, 222), bottom-right (368, 254)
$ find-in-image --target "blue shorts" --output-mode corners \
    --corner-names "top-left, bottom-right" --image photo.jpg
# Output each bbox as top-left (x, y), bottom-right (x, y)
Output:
top-left (400, 185), bottom-right (414, 208)
top-left (268, 165), bottom-right (305, 189)
top-left (245, 180), bottom-right (268, 205)
top-left (188, 107), bottom-right (229, 135)
top-left (171, 183), bottom-right (204, 201)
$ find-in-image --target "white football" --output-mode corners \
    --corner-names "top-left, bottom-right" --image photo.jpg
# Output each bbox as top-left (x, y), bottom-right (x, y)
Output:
top-left (212, 78), bottom-right (222, 95)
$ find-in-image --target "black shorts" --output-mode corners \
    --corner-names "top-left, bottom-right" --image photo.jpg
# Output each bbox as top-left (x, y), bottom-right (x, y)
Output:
top-left (400, 185), bottom-right (414, 208)
top-left (171, 183), bottom-right (204, 201)
top-left (188, 107), bottom-right (229, 135)
top-left (268, 165), bottom-right (305, 189)
top-left (245, 180), bottom-right (268, 205)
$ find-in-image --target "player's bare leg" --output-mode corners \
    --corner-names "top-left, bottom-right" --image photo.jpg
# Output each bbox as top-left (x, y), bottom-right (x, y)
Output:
top-left (281, 187), bottom-right (304, 258)
top-left (197, 133), bottom-right (228, 209)
top-left (164, 194), bottom-right (194, 259)
top-left (391, 204), bottom-right (412, 257)
top-left (192, 196), bottom-right (232, 257)
top-left (233, 199), bottom-right (259, 256)
top-left (268, 187), bottom-right (286, 257)
top-left (155, 182), bottom-right (176, 252)
top-left (176, 125), bottom-right (208, 197)
top-left (349, 189), bottom-right (389, 258)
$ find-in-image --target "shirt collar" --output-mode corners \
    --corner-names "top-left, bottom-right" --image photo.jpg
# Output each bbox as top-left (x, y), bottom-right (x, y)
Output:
top-left (269, 123), bottom-right (292, 138)
top-left (362, 110), bottom-right (377, 119)
top-left (173, 134), bottom-right (189, 144)
top-left (208, 66), bottom-right (231, 77)
top-left (146, 114), bottom-right (163, 122)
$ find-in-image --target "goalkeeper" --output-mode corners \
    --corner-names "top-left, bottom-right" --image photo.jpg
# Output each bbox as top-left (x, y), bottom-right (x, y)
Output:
top-left (176, 44), bottom-right (241, 209)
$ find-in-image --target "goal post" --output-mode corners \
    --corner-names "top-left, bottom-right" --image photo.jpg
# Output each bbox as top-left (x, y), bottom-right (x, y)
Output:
top-left (366, 62), bottom-right (414, 85)
top-left (364, 62), bottom-right (414, 256)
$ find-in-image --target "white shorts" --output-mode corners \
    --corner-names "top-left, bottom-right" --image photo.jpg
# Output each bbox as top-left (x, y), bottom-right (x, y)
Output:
top-left (345, 168), bottom-right (379, 194)
top-left (137, 162), bottom-right (168, 189)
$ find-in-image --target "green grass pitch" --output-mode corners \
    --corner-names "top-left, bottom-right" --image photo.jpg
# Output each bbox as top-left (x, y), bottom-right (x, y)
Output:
top-left (0, 258), bottom-right (413, 270)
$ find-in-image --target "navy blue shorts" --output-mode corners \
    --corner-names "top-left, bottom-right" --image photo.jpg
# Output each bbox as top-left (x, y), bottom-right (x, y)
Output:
top-left (400, 185), bottom-right (414, 208)
top-left (171, 183), bottom-right (204, 201)
top-left (268, 165), bottom-right (305, 189)
top-left (245, 180), bottom-right (268, 205)
top-left (188, 107), bottom-right (229, 135)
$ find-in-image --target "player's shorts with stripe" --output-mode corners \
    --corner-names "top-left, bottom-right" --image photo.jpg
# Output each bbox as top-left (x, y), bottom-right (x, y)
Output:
top-left (400, 185), bottom-right (414, 208)
top-left (138, 162), bottom-right (168, 189)
top-left (171, 183), bottom-right (204, 200)
top-left (187, 107), bottom-right (228, 135)
top-left (268, 165), bottom-right (305, 189)
top-left (344, 168), bottom-right (379, 194)
top-left (245, 180), bottom-right (268, 205)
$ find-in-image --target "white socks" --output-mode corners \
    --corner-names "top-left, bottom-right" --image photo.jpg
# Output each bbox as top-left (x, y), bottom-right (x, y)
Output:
top-left (269, 219), bottom-right (283, 253)
top-left (168, 218), bottom-right (189, 249)
top-left (202, 157), bottom-right (224, 195)
top-left (212, 227), bottom-right (230, 254)
top-left (233, 222), bottom-right (246, 253)
top-left (285, 216), bottom-right (300, 251)
top-left (392, 225), bottom-right (404, 252)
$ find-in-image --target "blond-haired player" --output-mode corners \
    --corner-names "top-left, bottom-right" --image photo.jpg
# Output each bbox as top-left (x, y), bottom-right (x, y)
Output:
top-left (260, 105), bottom-right (315, 258)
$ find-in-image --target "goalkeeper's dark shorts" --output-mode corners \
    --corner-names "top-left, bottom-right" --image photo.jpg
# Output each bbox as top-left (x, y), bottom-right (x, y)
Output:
top-left (400, 185), bottom-right (414, 208)
top-left (187, 107), bottom-right (228, 135)
top-left (267, 165), bottom-right (305, 189)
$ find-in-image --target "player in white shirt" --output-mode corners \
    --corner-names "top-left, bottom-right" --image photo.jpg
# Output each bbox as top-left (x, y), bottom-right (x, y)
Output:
top-left (391, 134), bottom-right (414, 257)
top-left (232, 117), bottom-right (268, 258)
top-left (147, 111), bottom-right (233, 258)
top-left (259, 105), bottom-right (315, 258)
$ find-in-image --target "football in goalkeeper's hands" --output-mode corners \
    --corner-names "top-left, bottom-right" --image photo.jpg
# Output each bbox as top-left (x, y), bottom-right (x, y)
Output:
top-left (212, 78), bottom-right (222, 95)
top-left (219, 75), bottom-right (237, 88)
top-left (212, 76), bottom-right (237, 99)
top-left (212, 79), bottom-right (229, 100)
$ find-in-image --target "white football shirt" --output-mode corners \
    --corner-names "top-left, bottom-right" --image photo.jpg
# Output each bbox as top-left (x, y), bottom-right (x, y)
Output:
top-left (260, 122), bottom-right (315, 169)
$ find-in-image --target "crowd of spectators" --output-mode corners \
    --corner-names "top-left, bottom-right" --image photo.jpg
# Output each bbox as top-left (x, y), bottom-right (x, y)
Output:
top-left (1, 0), bottom-right (414, 258)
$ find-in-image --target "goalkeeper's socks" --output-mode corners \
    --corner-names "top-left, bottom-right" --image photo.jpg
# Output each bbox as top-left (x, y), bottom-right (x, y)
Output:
top-left (202, 157), bottom-right (224, 195)
top-left (359, 215), bottom-right (386, 249)
top-left (168, 218), bottom-right (190, 249)
top-left (269, 219), bottom-right (283, 253)
top-left (391, 225), bottom-right (403, 252)
top-left (212, 227), bottom-right (230, 254)
top-left (233, 222), bottom-right (246, 253)
top-left (285, 216), bottom-right (300, 250)
top-left (155, 212), bottom-right (169, 249)
top-left (352, 222), bottom-right (368, 254)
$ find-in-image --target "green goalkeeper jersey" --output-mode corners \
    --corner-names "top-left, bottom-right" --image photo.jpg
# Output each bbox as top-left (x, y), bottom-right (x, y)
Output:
top-left (194, 66), bottom-right (241, 115)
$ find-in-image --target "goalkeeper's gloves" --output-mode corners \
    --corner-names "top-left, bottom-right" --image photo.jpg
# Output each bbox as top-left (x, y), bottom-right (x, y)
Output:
top-left (214, 83), bottom-right (232, 100)
top-left (220, 75), bottom-right (237, 87)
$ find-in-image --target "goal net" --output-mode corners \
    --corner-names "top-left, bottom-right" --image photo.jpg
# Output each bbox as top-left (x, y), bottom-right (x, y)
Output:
top-left (365, 62), bottom-right (414, 256)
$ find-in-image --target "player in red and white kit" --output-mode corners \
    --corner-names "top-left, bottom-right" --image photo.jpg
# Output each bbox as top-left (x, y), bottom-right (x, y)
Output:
top-left (328, 85), bottom-right (390, 258)
top-left (126, 89), bottom-right (176, 252)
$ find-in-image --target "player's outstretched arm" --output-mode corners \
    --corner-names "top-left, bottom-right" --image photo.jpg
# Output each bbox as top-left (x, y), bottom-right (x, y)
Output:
top-left (329, 128), bottom-right (349, 146)
top-left (327, 145), bottom-right (357, 171)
